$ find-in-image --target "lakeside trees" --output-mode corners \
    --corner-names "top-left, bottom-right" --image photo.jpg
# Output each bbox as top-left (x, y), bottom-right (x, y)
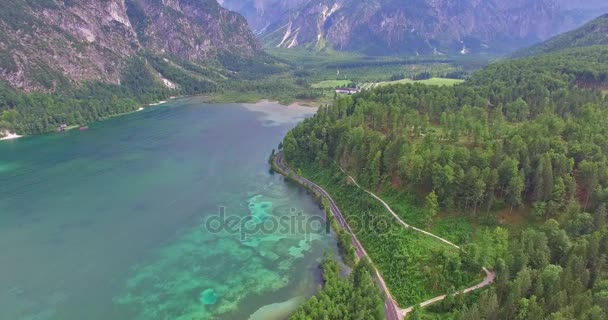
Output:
top-left (0, 52), bottom-right (317, 136)
top-left (289, 256), bottom-right (384, 320)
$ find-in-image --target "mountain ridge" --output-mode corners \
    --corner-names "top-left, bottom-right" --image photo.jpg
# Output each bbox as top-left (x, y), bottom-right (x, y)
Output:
top-left (222, 0), bottom-right (608, 55)
top-left (0, 0), bottom-right (259, 92)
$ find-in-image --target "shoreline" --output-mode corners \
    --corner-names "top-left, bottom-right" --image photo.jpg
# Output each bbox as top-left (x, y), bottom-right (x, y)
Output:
top-left (149, 100), bottom-right (168, 106)
top-left (0, 95), bottom-right (316, 141)
top-left (0, 132), bottom-right (23, 141)
top-left (202, 92), bottom-right (323, 108)
top-left (100, 97), bottom-right (178, 120)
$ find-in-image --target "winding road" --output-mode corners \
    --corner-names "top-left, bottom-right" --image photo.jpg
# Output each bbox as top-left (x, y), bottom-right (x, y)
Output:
top-left (274, 153), bottom-right (402, 320)
top-left (273, 153), bottom-right (495, 319)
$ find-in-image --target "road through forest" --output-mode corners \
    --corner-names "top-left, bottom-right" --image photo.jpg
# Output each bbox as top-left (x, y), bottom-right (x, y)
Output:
top-left (274, 153), bottom-right (495, 319)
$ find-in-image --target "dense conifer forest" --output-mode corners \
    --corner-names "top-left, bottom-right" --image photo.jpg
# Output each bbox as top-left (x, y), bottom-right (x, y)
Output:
top-left (282, 45), bottom-right (608, 318)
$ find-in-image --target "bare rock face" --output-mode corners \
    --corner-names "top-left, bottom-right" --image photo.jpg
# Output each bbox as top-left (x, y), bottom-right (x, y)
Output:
top-left (0, 0), bottom-right (259, 92)
top-left (261, 0), bottom-right (566, 54)
top-left (133, 0), bottom-right (258, 62)
top-left (223, 0), bottom-right (604, 55)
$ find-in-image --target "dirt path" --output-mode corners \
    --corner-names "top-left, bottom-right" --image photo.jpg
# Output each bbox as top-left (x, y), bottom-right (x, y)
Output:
top-left (401, 267), bottom-right (496, 317)
top-left (339, 167), bottom-right (461, 249)
top-left (275, 154), bottom-right (497, 319)
top-left (338, 166), bottom-right (496, 317)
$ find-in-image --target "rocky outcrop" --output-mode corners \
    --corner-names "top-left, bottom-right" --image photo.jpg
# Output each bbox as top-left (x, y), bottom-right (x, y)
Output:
top-left (0, 0), bottom-right (259, 92)
top-left (130, 0), bottom-right (258, 62)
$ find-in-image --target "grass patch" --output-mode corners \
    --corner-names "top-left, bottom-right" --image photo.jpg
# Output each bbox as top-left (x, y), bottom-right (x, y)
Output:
top-left (311, 79), bottom-right (352, 89)
top-left (379, 188), bottom-right (476, 245)
top-left (367, 77), bottom-right (464, 88)
top-left (205, 91), bottom-right (265, 104)
top-left (374, 184), bottom-right (508, 271)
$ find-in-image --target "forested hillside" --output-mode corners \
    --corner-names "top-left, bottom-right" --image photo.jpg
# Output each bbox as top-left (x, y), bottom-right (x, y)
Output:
top-left (0, 52), bottom-right (292, 135)
top-left (282, 45), bottom-right (608, 318)
top-left (513, 14), bottom-right (608, 57)
top-left (0, 0), bottom-right (297, 137)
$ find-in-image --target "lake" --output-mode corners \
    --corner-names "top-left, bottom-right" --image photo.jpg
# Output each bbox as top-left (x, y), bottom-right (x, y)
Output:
top-left (0, 98), bottom-right (337, 320)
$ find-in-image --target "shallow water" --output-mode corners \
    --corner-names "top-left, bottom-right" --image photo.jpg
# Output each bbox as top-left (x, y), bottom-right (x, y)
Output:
top-left (0, 98), bottom-right (336, 320)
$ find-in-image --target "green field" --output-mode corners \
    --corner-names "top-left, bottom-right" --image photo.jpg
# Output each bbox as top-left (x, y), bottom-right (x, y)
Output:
top-left (311, 80), bottom-right (352, 88)
top-left (363, 77), bottom-right (464, 89)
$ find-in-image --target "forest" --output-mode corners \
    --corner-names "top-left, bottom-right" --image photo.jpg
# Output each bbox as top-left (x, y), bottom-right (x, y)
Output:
top-left (282, 45), bottom-right (608, 318)
top-left (289, 255), bottom-right (385, 320)
top-left (0, 51), bottom-right (318, 136)
top-left (0, 57), bottom-right (171, 135)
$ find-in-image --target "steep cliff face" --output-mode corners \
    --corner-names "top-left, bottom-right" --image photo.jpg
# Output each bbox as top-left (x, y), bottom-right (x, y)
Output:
top-left (262, 0), bottom-right (565, 55)
top-left (0, 0), bottom-right (259, 92)
top-left (222, 0), bottom-right (605, 55)
top-left (217, 0), bottom-right (308, 33)
top-left (129, 0), bottom-right (258, 61)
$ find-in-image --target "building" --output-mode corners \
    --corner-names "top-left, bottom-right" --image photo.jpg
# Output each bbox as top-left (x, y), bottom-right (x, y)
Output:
top-left (335, 87), bottom-right (359, 95)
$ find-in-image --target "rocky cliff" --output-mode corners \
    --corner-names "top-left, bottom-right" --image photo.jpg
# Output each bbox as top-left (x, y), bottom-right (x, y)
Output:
top-left (218, 0), bottom-right (309, 33)
top-left (222, 0), bottom-right (606, 55)
top-left (0, 0), bottom-right (259, 92)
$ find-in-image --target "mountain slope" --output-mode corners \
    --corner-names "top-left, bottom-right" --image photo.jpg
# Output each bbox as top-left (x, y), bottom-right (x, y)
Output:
top-left (0, 0), bottom-right (281, 138)
top-left (513, 13), bottom-right (608, 57)
top-left (261, 0), bottom-right (564, 55)
top-left (281, 43), bottom-right (608, 320)
top-left (224, 0), bottom-right (606, 55)
top-left (0, 0), bottom-right (259, 92)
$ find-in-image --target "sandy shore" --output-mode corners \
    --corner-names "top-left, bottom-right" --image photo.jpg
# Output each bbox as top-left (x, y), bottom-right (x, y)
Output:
top-left (248, 296), bottom-right (305, 320)
top-left (0, 132), bottom-right (23, 141)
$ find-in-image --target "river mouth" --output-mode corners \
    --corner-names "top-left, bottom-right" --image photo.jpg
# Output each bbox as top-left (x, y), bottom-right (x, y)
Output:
top-left (0, 98), bottom-right (337, 320)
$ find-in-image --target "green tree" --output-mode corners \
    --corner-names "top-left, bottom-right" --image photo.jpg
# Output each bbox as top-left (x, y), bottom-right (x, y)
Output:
top-left (424, 190), bottom-right (439, 227)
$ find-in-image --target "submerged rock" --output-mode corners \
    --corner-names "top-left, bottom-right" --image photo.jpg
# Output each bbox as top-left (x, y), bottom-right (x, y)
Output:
top-left (200, 288), bottom-right (218, 305)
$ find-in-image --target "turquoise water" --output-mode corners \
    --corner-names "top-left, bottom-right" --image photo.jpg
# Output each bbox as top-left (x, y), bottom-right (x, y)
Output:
top-left (0, 98), bottom-right (337, 320)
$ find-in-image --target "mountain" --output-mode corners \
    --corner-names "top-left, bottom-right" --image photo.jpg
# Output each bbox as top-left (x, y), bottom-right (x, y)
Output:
top-left (268, 0), bottom-right (562, 54)
top-left (0, 0), bottom-right (259, 92)
top-left (221, 0), bottom-right (606, 55)
top-left (217, 0), bottom-right (308, 33)
top-left (513, 14), bottom-right (608, 57)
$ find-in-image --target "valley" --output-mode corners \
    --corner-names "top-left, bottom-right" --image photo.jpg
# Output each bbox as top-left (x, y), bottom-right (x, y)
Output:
top-left (1, 1), bottom-right (608, 320)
